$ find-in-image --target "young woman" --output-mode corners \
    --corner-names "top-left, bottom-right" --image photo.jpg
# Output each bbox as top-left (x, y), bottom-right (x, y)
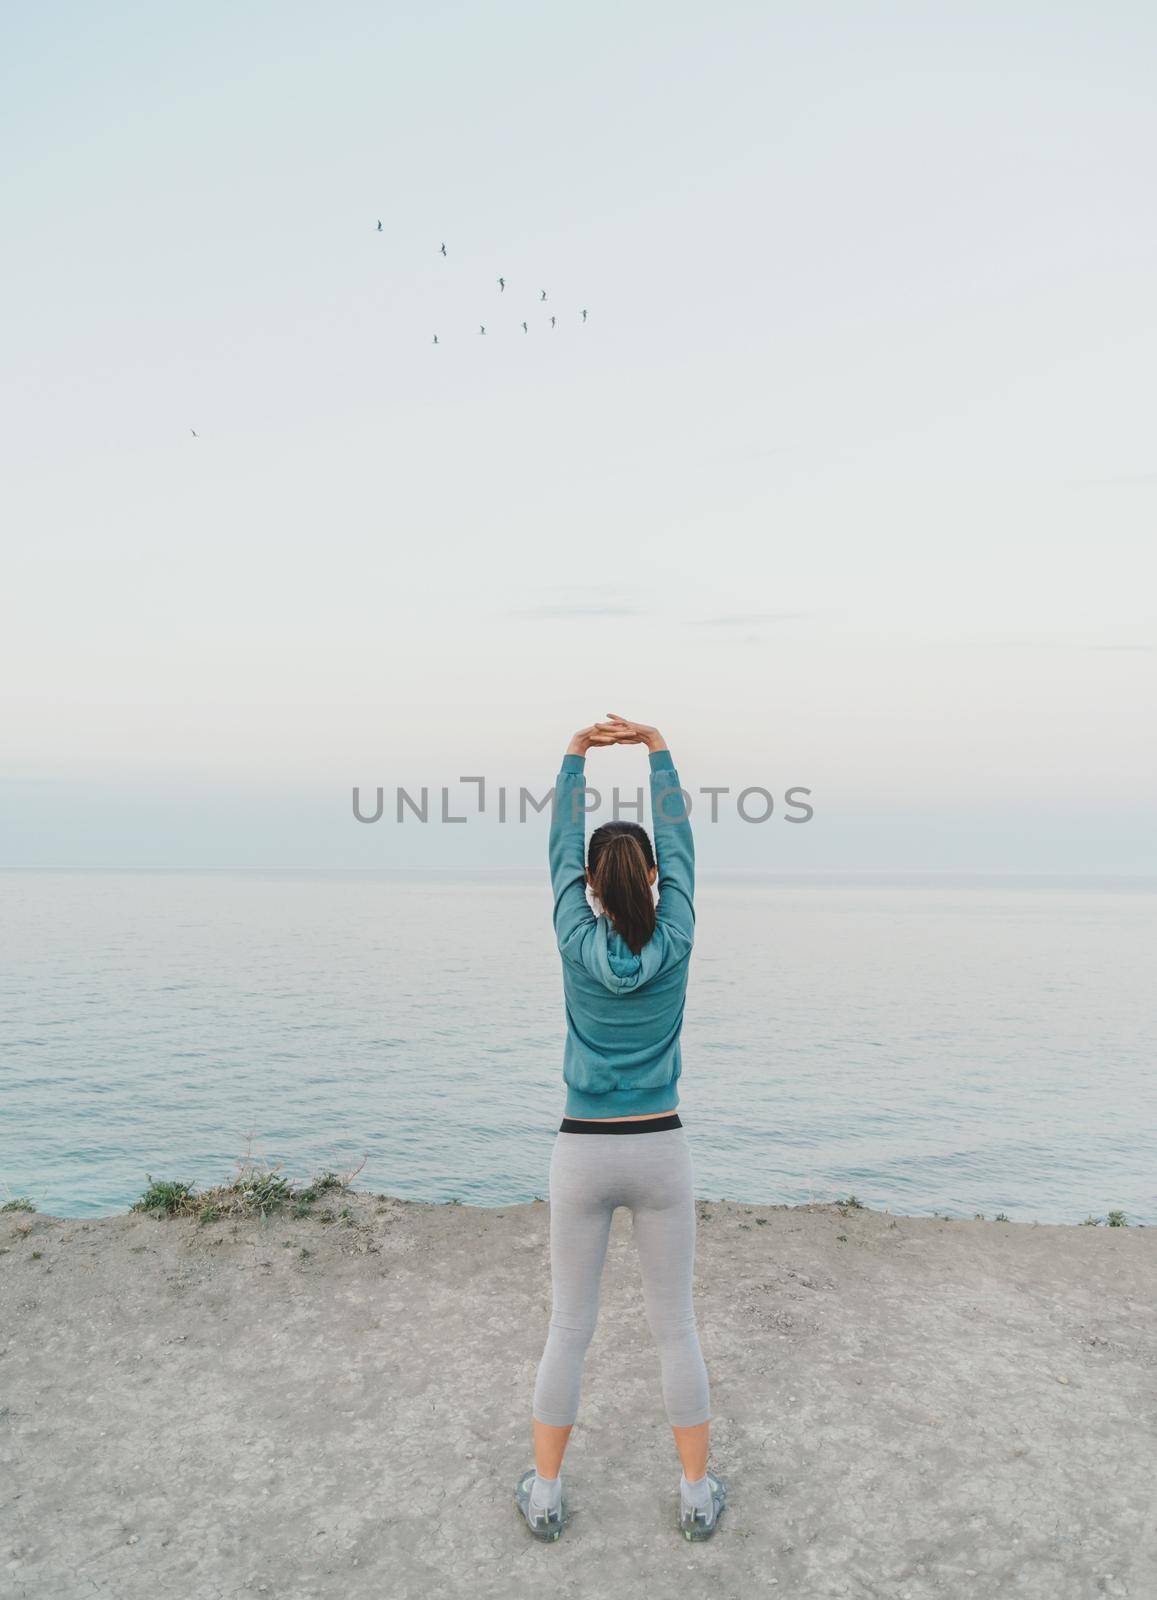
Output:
top-left (514, 713), bottom-right (726, 1542)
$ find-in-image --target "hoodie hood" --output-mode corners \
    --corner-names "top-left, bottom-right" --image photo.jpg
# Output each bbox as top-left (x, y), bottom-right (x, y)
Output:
top-left (588, 915), bottom-right (667, 993)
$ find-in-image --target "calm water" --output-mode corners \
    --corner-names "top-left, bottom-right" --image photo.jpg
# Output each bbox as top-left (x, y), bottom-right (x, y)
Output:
top-left (1, 870), bottom-right (1154, 1224)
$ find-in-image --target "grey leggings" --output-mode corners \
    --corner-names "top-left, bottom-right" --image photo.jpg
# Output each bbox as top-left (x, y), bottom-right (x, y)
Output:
top-left (532, 1123), bottom-right (712, 1429)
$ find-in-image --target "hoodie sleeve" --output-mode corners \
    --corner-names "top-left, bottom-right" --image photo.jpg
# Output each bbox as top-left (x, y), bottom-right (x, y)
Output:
top-left (649, 748), bottom-right (695, 939)
top-left (550, 751), bottom-right (596, 956)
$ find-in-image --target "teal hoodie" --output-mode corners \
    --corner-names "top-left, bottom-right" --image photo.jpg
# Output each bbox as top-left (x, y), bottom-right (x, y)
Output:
top-left (549, 747), bottom-right (695, 1117)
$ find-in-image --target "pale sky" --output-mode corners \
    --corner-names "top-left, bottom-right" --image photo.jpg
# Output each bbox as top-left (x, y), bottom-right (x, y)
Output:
top-left (2, 1), bottom-right (1155, 870)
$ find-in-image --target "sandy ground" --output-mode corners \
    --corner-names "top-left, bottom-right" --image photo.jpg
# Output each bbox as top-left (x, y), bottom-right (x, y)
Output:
top-left (1, 1192), bottom-right (1155, 1600)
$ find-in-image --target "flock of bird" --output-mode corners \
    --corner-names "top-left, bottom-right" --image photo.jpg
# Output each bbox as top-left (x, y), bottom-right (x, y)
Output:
top-left (190, 229), bottom-right (585, 433)
top-left (379, 228), bottom-right (589, 345)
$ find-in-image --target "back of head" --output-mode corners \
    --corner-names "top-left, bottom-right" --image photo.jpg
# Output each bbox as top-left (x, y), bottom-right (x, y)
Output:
top-left (587, 822), bottom-right (657, 956)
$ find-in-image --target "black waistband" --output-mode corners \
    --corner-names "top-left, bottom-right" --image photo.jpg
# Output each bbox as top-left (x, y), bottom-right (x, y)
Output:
top-left (559, 1113), bottom-right (683, 1134)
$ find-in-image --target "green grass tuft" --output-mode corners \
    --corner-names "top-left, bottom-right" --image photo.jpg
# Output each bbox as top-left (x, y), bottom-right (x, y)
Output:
top-left (129, 1148), bottom-right (361, 1224)
top-left (133, 1176), bottom-right (198, 1217)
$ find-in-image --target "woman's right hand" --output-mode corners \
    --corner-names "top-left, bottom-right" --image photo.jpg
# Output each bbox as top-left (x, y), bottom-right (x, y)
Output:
top-left (597, 714), bottom-right (667, 752)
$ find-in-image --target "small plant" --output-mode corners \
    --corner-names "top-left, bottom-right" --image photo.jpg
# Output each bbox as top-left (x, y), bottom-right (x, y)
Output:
top-left (133, 1176), bottom-right (198, 1217)
top-left (229, 1166), bottom-right (293, 1216)
top-left (995, 1212), bottom-right (1010, 1223)
top-left (974, 1213), bottom-right (986, 1221)
top-left (127, 1145), bottom-right (364, 1223)
top-left (30, 1250), bottom-right (43, 1260)
top-left (836, 1232), bottom-right (848, 1243)
top-left (839, 1195), bottom-right (864, 1210)
top-left (1107, 1210), bottom-right (1128, 1228)
top-left (1082, 1215), bottom-right (1103, 1226)
top-left (294, 1170), bottom-right (349, 1207)
top-left (1, 1198), bottom-right (37, 1214)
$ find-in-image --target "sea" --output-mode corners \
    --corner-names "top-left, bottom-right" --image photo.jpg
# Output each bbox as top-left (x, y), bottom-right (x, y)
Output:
top-left (1, 870), bottom-right (1153, 1224)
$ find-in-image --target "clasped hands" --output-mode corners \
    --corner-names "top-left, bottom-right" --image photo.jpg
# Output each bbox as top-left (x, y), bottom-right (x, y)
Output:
top-left (567, 713), bottom-right (667, 757)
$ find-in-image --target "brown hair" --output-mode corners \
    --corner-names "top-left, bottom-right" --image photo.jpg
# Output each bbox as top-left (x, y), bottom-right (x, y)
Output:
top-left (587, 822), bottom-right (657, 955)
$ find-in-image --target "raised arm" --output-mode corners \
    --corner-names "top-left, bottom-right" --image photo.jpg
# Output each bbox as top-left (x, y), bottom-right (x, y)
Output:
top-left (549, 724), bottom-right (616, 953)
top-left (599, 715), bottom-right (694, 939)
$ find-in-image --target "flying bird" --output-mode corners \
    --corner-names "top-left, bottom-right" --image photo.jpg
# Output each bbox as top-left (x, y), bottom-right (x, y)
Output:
top-left (480, 325), bottom-right (486, 335)
top-left (581, 309), bottom-right (588, 322)
top-left (440, 242), bottom-right (447, 256)
top-left (498, 277), bottom-right (505, 292)
top-left (521, 321), bottom-right (528, 333)
top-left (540, 289), bottom-right (547, 301)
top-left (550, 315), bottom-right (556, 328)
top-left (376, 220), bottom-right (382, 231)
top-left (433, 334), bottom-right (439, 345)
top-left (190, 429), bottom-right (198, 437)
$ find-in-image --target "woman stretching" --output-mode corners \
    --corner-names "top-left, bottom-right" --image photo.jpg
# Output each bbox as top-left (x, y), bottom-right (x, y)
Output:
top-left (514, 713), bottom-right (726, 1542)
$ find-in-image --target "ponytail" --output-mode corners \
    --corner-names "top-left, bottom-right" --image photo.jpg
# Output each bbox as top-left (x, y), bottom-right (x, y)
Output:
top-left (587, 823), bottom-right (657, 955)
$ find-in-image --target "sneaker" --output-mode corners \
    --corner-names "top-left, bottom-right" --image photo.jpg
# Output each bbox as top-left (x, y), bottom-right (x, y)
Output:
top-left (514, 1467), bottom-right (565, 1541)
top-left (678, 1469), bottom-right (727, 1540)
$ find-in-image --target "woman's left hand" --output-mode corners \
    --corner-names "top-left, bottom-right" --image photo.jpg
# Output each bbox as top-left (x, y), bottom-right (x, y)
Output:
top-left (566, 724), bottom-right (622, 756)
